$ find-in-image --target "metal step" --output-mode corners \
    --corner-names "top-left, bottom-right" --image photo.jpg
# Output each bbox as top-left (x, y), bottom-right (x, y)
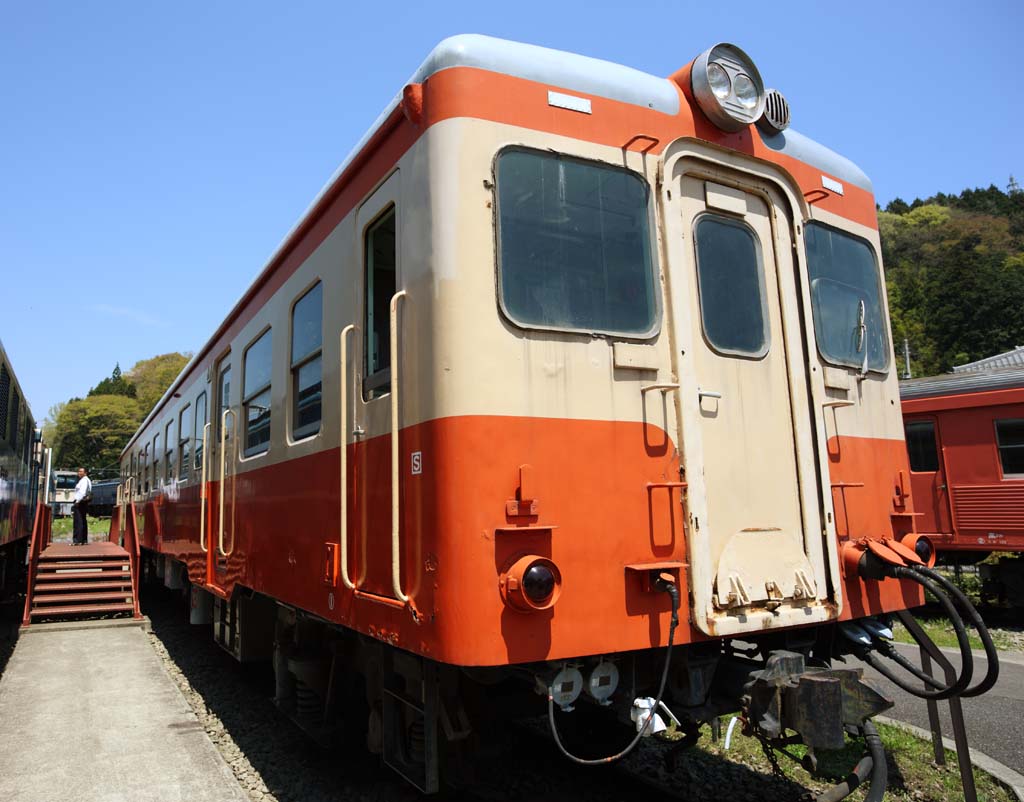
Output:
top-left (33, 592), bottom-right (135, 605)
top-left (29, 602), bottom-right (135, 618)
top-left (37, 561), bottom-right (131, 571)
top-left (34, 580), bottom-right (133, 593)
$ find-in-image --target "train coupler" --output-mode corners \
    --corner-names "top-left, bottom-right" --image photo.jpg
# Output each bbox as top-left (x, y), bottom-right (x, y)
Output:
top-left (743, 650), bottom-right (892, 751)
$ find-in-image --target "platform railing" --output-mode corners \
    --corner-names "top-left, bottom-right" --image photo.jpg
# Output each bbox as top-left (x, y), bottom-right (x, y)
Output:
top-left (21, 502), bottom-right (53, 627)
top-left (123, 498), bottom-right (143, 619)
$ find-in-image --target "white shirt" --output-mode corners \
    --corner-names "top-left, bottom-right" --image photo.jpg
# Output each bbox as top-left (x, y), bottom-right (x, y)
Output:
top-left (73, 476), bottom-right (92, 503)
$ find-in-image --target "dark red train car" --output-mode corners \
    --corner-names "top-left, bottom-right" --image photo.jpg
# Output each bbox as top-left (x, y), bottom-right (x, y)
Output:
top-left (901, 364), bottom-right (1024, 602)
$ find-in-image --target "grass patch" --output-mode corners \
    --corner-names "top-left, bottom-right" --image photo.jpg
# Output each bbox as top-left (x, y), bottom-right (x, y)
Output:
top-left (692, 717), bottom-right (1014, 801)
top-left (50, 515), bottom-right (110, 539)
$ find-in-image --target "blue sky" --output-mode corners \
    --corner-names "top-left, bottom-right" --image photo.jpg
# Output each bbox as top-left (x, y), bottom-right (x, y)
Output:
top-left (2, 0), bottom-right (1021, 423)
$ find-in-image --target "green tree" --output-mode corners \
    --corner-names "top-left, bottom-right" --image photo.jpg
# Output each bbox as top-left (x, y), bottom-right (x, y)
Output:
top-left (52, 394), bottom-right (144, 471)
top-left (89, 363), bottom-right (136, 398)
top-left (126, 352), bottom-right (191, 415)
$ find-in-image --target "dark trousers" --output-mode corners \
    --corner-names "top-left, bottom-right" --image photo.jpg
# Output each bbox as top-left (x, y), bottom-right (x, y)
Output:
top-left (72, 502), bottom-right (89, 544)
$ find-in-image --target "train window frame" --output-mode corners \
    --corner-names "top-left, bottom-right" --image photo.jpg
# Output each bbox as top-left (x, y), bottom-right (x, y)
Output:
top-left (164, 420), bottom-right (175, 482)
top-left (492, 146), bottom-right (661, 341)
top-left (363, 206), bottom-right (397, 400)
top-left (178, 404), bottom-right (192, 482)
top-left (905, 419), bottom-right (940, 473)
top-left (141, 444), bottom-right (149, 493)
top-left (152, 432), bottom-right (161, 489)
top-left (692, 213), bottom-right (770, 359)
top-left (242, 327), bottom-right (273, 459)
top-left (193, 391), bottom-right (207, 471)
top-left (804, 222), bottom-right (891, 374)
top-left (994, 418), bottom-right (1024, 479)
top-left (289, 280), bottom-right (323, 442)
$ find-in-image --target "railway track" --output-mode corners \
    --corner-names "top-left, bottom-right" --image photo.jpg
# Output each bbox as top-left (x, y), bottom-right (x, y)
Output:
top-left (143, 585), bottom-right (823, 802)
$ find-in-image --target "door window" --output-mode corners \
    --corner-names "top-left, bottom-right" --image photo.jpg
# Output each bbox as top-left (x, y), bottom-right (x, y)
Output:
top-left (995, 419), bottom-right (1024, 477)
top-left (243, 331), bottom-right (272, 456)
top-left (905, 420), bottom-right (939, 472)
top-left (291, 282), bottom-right (323, 438)
top-left (364, 209), bottom-right (396, 398)
top-left (694, 215), bottom-right (769, 357)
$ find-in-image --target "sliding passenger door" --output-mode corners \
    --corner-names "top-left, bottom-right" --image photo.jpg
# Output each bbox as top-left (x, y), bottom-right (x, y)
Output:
top-left (350, 171), bottom-right (404, 601)
top-left (662, 154), bottom-right (836, 636)
top-left (208, 354), bottom-right (235, 590)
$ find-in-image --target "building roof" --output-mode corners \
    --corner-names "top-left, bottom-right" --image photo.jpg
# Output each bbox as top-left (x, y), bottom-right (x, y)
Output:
top-left (952, 345), bottom-right (1024, 373)
top-left (900, 365), bottom-right (1024, 400)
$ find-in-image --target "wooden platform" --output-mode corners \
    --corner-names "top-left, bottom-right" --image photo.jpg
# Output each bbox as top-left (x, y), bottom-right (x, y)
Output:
top-left (25, 540), bottom-right (140, 623)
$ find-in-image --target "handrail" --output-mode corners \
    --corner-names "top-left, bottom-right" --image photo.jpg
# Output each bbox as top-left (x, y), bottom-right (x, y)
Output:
top-left (125, 498), bottom-right (142, 618)
top-left (339, 324), bottom-right (356, 589)
top-left (389, 290), bottom-right (409, 603)
top-left (199, 422), bottom-right (211, 553)
top-left (21, 501), bottom-right (48, 626)
top-left (218, 408), bottom-right (236, 557)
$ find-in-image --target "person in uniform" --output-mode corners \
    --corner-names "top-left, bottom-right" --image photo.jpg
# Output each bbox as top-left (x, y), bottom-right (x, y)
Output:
top-left (72, 467), bottom-right (92, 545)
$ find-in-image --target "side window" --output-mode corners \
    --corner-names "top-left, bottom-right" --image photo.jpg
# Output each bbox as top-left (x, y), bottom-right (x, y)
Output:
top-left (165, 421), bottom-right (174, 481)
top-left (995, 419), bottom-right (1024, 478)
top-left (291, 282), bottom-right (323, 439)
top-left (9, 390), bottom-right (19, 455)
top-left (0, 364), bottom-right (9, 441)
top-left (194, 392), bottom-right (207, 470)
top-left (364, 208), bottom-right (396, 398)
top-left (153, 433), bottom-right (161, 488)
top-left (178, 405), bottom-right (192, 480)
top-left (694, 215), bottom-right (769, 357)
top-left (905, 420), bottom-right (940, 473)
top-left (142, 444), bottom-right (149, 493)
top-left (243, 329), bottom-right (272, 456)
top-left (805, 223), bottom-right (889, 372)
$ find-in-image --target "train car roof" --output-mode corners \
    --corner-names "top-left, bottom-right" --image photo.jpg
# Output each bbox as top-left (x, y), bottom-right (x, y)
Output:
top-left (125, 34), bottom-right (874, 454)
top-left (900, 366), bottom-right (1024, 400)
top-left (0, 336), bottom-right (36, 425)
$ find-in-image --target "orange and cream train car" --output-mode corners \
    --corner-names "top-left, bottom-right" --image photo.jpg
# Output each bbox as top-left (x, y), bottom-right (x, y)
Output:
top-left (116, 35), bottom-right (978, 793)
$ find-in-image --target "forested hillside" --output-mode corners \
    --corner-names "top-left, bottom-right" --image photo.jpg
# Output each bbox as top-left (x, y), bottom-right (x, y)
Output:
top-left (44, 353), bottom-right (190, 474)
top-left (880, 184), bottom-right (1024, 377)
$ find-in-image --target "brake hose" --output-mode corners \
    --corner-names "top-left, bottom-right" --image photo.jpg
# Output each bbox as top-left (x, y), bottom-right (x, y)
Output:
top-left (548, 574), bottom-right (680, 765)
top-left (861, 720), bottom-right (888, 802)
top-left (863, 565), bottom-right (974, 700)
top-left (909, 565), bottom-right (1000, 697)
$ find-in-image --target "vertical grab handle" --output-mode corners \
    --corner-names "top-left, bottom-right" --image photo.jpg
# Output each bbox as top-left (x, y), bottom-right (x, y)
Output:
top-left (339, 324), bottom-right (356, 590)
top-left (199, 422), bottom-right (211, 553)
top-left (389, 290), bottom-right (409, 603)
top-left (218, 408), bottom-right (236, 557)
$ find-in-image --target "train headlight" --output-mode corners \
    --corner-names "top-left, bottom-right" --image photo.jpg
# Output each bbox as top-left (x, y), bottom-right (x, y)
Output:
top-left (500, 555), bottom-right (562, 611)
top-left (690, 43), bottom-right (766, 132)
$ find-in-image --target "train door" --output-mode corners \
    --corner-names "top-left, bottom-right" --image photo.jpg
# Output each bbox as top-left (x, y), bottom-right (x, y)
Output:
top-left (904, 417), bottom-right (953, 535)
top-left (662, 156), bottom-right (834, 636)
top-left (352, 172), bottom-right (402, 600)
top-left (208, 354), bottom-right (235, 590)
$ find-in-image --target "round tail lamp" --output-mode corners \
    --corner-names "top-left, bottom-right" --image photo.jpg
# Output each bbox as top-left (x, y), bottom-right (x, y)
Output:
top-left (500, 555), bottom-right (562, 611)
top-left (901, 533), bottom-right (936, 568)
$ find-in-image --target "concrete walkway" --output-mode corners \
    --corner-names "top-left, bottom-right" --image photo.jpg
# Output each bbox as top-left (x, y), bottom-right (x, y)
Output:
top-left (0, 622), bottom-right (248, 802)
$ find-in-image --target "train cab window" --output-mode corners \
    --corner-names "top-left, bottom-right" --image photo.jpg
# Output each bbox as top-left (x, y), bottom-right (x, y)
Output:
top-left (995, 419), bottom-right (1024, 477)
top-left (243, 329), bottom-right (272, 456)
top-left (153, 433), bottom-right (161, 488)
top-left (194, 392), bottom-right (207, 470)
top-left (694, 216), bottom-right (768, 357)
top-left (178, 404), bottom-right (192, 480)
top-left (164, 421), bottom-right (175, 481)
top-left (364, 209), bottom-right (396, 399)
top-left (805, 223), bottom-right (889, 373)
top-left (905, 421), bottom-right (940, 473)
top-left (291, 282), bottom-right (322, 439)
top-left (495, 148), bottom-right (657, 337)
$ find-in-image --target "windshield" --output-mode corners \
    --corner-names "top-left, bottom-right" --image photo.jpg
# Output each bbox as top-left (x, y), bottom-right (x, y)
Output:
top-left (495, 148), bottom-right (658, 337)
top-left (54, 474), bottom-right (78, 490)
top-left (805, 223), bottom-right (889, 372)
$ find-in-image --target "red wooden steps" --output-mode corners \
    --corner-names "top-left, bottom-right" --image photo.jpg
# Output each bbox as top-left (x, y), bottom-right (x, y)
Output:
top-left (28, 542), bottom-right (139, 622)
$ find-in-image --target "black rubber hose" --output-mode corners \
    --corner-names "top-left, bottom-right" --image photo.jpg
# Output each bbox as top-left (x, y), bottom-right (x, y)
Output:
top-left (881, 565), bottom-right (974, 699)
top-left (548, 576), bottom-right (680, 765)
top-left (815, 755), bottom-right (874, 802)
top-left (862, 720), bottom-right (888, 802)
top-left (910, 565), bottom-right (1000, 697)
top-left (876, 641), bottom-right (946, 689)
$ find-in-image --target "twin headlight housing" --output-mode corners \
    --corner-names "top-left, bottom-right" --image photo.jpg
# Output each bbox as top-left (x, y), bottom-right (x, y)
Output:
top-left (690, 43), bottom-right (769, 132)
